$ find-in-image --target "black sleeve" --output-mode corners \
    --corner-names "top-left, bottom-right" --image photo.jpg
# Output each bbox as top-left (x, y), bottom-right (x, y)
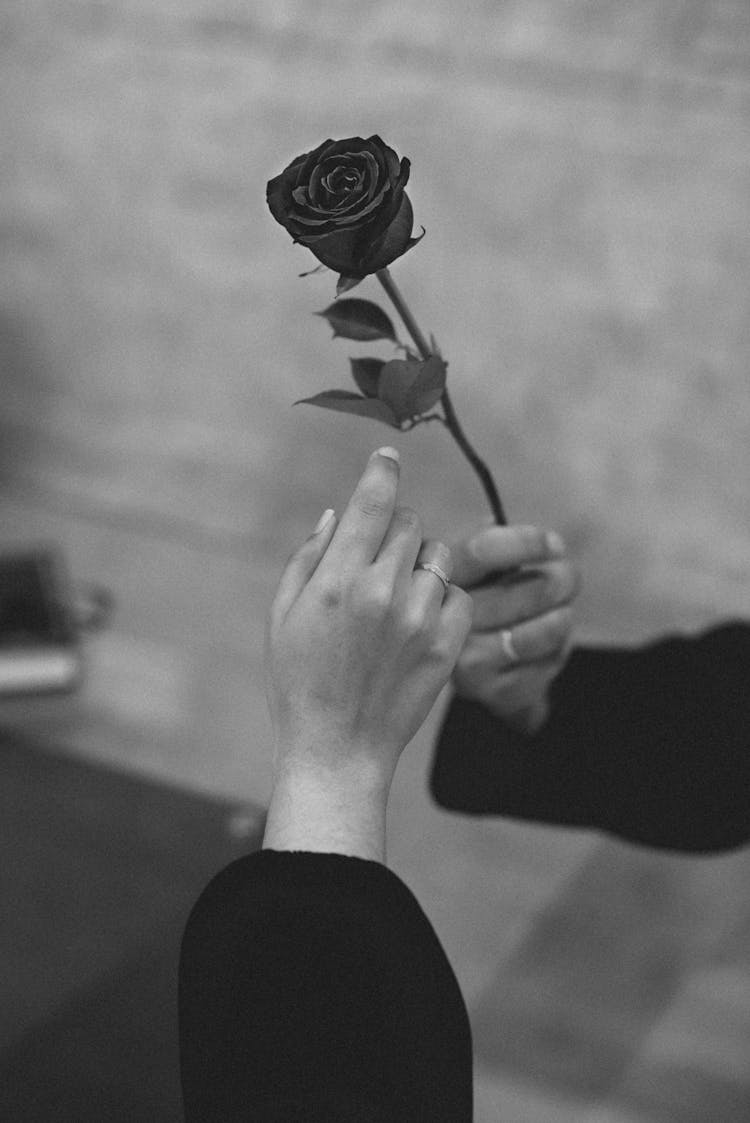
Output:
top-left (178, 849), bottom-right (473, 1122)
top-left (429, 620), bottom-right (750, 854)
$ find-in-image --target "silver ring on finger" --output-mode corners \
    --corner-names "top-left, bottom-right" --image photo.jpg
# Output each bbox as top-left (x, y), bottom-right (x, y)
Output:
top-left (500, 628), bottom-right (521, 665)
top-left (414, 561), bottom-right (450, 594)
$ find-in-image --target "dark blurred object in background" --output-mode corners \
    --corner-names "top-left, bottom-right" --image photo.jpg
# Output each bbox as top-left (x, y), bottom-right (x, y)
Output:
top-left (0, 545), bottom-right (113, 696)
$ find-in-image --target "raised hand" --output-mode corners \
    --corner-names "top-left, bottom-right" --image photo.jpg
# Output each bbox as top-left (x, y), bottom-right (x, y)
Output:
top-left (264, 447), bottom-right (475, 795)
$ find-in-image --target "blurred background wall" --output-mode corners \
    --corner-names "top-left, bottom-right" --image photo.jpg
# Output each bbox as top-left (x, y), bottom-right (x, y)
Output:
top-left (1, 0), bottom-right (748, 799)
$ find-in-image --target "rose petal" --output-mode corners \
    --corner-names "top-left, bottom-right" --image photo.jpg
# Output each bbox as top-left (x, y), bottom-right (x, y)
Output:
top-left (330, 185), bottom-right (388, 225)
top-left (381, 144), bottom-right (401, 183)
top-left (266, 170), bottom-right (297, 227)
top-left (329, 173), bottom-right (381, 215)
top-left (360, 150), bottom-right (380, 200)
top-left (308, 162), bottom-right (325, 204)
top-left (319, 137), bottom-right (371, 159)
top-left (328, 164), bottom-right (362, 202)
top-left (357, 192), bottom-right (416, 273)
top-left (292, 211), bottom-right (342, 227)
top-left (293, 225), bottom-right (366, 275)
top-left (295, 138), bottom-right (336, 186)
top-left (395, 156), bottom-right (411, 190)
top-left (363, 135), bottom-right (392, 181)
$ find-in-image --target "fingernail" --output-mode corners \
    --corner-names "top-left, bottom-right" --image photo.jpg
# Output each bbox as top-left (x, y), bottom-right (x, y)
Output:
top-left (546, 530), bottom-right (566, 555)
top-left (313, 507), bottom-right (335, 534)
top-left (374, 446), bottom-right (400, 464)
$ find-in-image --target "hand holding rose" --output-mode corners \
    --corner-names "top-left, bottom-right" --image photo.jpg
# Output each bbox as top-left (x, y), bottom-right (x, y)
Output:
top-left (447, 524), bottom-right (581, 733)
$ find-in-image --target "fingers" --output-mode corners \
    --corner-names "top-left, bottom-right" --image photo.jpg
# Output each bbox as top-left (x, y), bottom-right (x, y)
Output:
top-left (371, 505), bottom-right (428, 592)
top-left (450, 524), bottom-right (566, 590)
top-left (409, 537), bottom-right (453, 607)
top-left (270, 505), bottom-right (339, 626)
top-left (502, 605), bottom-right (573, 664)
top-left (469, 558), bottom-right (581, 631)
top-left (458, 603), bottom-right (573, 675)
top-left (435, 582), bottom-right (475, 666)
top-left (319, 447), bottom-right (401, 578)
top-left (454, 657), bottom-right (560, 726)
top-left (374, 519), bottom-right (471, 663)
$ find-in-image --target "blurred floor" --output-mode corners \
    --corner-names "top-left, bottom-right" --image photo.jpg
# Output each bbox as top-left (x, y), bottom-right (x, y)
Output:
top-left (0, 726), bottom-right (263, 1121)
top-left (1, 1), bottom-right (749, 1119)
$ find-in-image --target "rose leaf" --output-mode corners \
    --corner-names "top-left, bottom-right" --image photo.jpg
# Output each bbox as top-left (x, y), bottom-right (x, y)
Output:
top-left (349, 357), bottom-right (385, 398)
top-left (410, 355), bottom-right (447, 414)
top-left (293, 390), bottom-right (400, 428)
top-left (315, 298), bottom-right (397, 342)
top-left (378, 356), bottom-right (447, 421)
top-left (377, 359), bottom-right (423, 422)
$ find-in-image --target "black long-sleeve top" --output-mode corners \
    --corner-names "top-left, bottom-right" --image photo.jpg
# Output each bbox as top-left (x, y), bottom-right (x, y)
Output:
top-left (179, 849), bottom-right (473, 1121)
top-left (431, 619), bottom-right (750, 854)
top-left (179, 620), bottom-right (749, 1119)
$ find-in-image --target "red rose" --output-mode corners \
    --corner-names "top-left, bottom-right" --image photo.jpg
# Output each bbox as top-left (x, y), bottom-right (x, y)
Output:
top-left (266, 135), bottom-right (423, 279)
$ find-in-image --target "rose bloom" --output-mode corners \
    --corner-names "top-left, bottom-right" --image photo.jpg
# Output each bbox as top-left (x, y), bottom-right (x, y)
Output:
top-left (266, 135), bottom-right (422, 279)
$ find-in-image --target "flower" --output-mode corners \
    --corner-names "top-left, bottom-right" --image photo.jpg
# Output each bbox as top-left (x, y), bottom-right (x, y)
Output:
top-left (266, 135), bottom-right (423, 280)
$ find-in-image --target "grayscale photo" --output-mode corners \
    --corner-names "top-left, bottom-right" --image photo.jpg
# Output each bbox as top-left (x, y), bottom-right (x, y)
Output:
top-left (1, 2), bottom-right (748, 1119)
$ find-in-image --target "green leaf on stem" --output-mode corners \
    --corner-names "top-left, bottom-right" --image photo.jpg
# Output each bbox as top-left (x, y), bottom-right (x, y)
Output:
top-left (378, 355), bottom-right (447, 422)
top-left (293, 390), bottom-right (400, 428)
top-left (349, 357), bottom-right (385, 398)
top-left (315, 299), bottom-right (397, 342)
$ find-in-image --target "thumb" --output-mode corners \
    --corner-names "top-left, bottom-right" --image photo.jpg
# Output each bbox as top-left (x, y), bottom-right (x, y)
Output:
top-left (271, 508), bottom-right (337, 623)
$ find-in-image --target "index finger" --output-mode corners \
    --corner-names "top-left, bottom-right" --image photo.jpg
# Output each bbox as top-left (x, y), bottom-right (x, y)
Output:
top-left (318, 446), bottom-right (402, 576)
top-left (450, 525), bottom-right (566, 589)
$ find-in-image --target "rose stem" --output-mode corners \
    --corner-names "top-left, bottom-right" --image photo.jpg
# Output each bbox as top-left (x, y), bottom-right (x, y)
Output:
top-left (376, 267), bottom-right (507, 525)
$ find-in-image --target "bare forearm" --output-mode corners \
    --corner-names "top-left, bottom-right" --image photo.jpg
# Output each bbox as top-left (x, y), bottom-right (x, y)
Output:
top-left (262, 760), bottom-right (392, 864)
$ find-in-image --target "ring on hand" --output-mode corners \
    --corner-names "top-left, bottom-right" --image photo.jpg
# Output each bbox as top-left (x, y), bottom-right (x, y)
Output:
top-left (500, 628), bottom-right (521, 665)
top-left (414, 561), bottom-right (450, 593)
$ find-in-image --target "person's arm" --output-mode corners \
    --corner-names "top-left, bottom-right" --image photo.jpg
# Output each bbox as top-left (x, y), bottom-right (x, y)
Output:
top-left (430, 621), bottom-right (750, 853)
top-left (180, 448), bottom-right (476, 1121)
top-left (260, 757), bottom-right (390, 862)
top-left (178, 848), bottom-right (473, 1122)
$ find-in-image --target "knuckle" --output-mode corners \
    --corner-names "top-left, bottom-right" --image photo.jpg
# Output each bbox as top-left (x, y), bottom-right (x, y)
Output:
top-left (394, 504), bottom-right (422, 534)
top-left (317, 579), bottom-right (344, 610)
top-left (426, 635), bottom-right (453, 665)
top-left (353, 575), bottom-right (391, 614)
top-left (358, 493), bottom-right (391, 520)
top-left (402, 604), bottom-right (431, 637)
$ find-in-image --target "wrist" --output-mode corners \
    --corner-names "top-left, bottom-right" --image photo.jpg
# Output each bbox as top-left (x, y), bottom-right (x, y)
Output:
top-left (262, 757), bottom-right (393, 864)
